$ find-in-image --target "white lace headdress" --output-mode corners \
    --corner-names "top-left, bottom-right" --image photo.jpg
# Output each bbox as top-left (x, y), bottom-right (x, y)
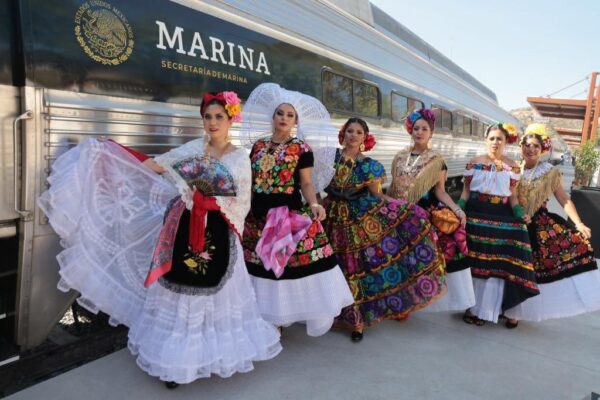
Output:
top-left (240, 83), bottom-right (337, 193)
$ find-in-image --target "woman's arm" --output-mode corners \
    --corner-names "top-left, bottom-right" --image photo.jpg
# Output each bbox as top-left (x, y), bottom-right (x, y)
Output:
top-left (367, 180), bottom-right (385, 200)
top-left (299, 168), bottom-right (326, 221)
top-left (434, 170), bottom-right (466, 225)
top-left (554, 184), bottom-right (591, 239)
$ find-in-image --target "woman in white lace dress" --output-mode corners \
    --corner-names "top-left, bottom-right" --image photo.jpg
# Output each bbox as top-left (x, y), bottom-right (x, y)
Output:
top-left (39, 91), bottom-right (281, 388)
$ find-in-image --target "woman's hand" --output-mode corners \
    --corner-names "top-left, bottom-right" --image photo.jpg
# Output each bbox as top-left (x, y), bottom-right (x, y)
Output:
top-left (454, 208), bottom-right (467, 226)
top-left (142, 158), bottom-right (166, 174)
top-left (575, 222), bottom-right (592, 239)
top-left (310, 203), bottom-right (326, 221)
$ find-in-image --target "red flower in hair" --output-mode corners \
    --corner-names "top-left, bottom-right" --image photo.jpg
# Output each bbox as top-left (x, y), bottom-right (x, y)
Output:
top-left (363, 133), bottom-right (376, 151)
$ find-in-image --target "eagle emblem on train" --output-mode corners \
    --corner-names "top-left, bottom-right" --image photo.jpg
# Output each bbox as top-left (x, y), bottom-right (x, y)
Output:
top-left (74, 1), bottom-right (134, 66)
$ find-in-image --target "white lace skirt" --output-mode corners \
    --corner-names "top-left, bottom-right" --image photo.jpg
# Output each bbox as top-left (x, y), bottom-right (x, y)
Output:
top-left (250, 267), bottom-right (354, 336)
top-left (39, 139), bottom-right (282, 383)
top-left (421, 269), bottom-right (476, 313)
top-left (505, 267), bottom-right (600, 321)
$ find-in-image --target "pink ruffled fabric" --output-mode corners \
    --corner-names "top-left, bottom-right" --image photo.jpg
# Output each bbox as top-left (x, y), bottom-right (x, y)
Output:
top-left (255, 206), bottom-right (312, 278)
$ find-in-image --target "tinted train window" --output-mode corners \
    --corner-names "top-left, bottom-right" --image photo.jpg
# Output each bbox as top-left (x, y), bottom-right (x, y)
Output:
top-left (408, 98), bottom-right (424, 113)
top-left (354, 81), bottom-right (379, 117)
top-left (323, 70), bottom-right (379, 116)
top-left (392, 93), bottom-right (423, 122)
top-left (455, 115), bottom-right (464, 135)
top-left (391, 93), bottom-right (408, 121)
top-left (472, 120), bottom-right (481, 136)
top-left (441, 110), bottom-right (452, 130)
top-left (464, 117), bottom-right (472, 135)
top-left (432, 106), bottom-right (453, 131)
top-left (323, 71), bottom-right (352, 112)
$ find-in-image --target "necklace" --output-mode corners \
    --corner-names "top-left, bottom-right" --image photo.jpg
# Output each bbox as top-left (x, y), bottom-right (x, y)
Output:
top-left (337, 151), bottom-right (358, 189)
top-left (522, 161), bottom-right (540, 186)
top-left (259, 138), bottom-right (289, 172)
top-left (403, 149), bottom-right (425, 173)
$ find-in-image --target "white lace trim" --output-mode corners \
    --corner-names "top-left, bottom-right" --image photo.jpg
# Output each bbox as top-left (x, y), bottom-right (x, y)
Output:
top-left (521, 161), bottom-right (554, 182)
top-left (155, 140), bottom-right (251, 233)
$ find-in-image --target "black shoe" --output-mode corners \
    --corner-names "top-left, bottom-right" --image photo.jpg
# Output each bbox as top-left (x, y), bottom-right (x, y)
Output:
top-left (351, 331), bottom-right (363, 342)
top-left (505, 319), bottom-right (519, 329)
top-left (165, 381), bottom-right (179, 389)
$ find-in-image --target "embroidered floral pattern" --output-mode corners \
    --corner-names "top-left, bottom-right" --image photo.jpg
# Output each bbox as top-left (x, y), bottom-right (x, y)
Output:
top-left (250, 138), bottom-right (311, 195)
top-left (531, 208), bottom-right (596, 283)
top-left (243, 206), bottom-right (334, 268)
top-left (182, 231), bottom-right (216, 275)
top-left (324, 151), bottom-right (447, 330)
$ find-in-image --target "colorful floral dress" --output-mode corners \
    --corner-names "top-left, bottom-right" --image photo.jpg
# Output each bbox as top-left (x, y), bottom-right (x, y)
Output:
top-left (243, 137), bottom-right (353, 336)
top-left (322, 150), bottom-right (446, 331)
top-left (458, 161), bottom-right (539, 322)
top-left (388, 149), bottom-right (474, 312)
top-left (39, 138), bottom-right (281, 384)
top-left (505, 162), bottom-right (600, 321)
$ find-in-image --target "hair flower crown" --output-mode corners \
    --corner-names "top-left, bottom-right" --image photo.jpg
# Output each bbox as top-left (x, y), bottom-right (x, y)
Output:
top-left (201, 91), bottom-right (242, 122)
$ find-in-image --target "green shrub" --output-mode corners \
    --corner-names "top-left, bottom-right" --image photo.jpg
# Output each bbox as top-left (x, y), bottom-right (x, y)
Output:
top-left (574, 141), bottom-right (600, 186)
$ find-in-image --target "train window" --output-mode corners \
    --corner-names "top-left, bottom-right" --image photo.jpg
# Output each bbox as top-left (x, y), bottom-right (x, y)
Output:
top-left (323, 70), bottom-right (379, 116)
top-left (433, 107), bottom-right (442, 123)
top-left (472, 120), bottom-right (481, 136)
top-left (441, 110), bottom-right (453, 130)
top-left (408, 98), bottom-right (424, 113)
top-left (391, 93), bottom-right (408, 122)
top-left (354, 81), bottom-right (379, 117)
top-left (323, 71), bottom-right (352, 112)
top-left (464, 117), bottom-right (472, 135)
top-left (391, 93), bottom-right (422, 122)
top-left (455, 114), bottom-right (464, 134)
top-left (432, 106), bottom-right (453, 131)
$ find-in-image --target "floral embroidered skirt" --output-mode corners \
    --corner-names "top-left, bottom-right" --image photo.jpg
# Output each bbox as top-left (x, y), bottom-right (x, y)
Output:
top-left (243, 206), bottom-right (354, 336)
top-left (461, 194), bottom-right (539, 315)
top-left (323, 195), bottom-right (447, 331)
top-left (504, 207), bottom-right (600, 321)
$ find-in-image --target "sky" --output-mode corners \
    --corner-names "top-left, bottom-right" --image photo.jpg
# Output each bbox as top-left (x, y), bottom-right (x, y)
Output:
top-left (370, 0), bottom-right (600, 111)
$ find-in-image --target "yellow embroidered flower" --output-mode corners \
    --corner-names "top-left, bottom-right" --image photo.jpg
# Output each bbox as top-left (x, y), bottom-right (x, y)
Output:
top-left (184, 258), bottom-right (198, 268)
top-left (539, 231), bottom-right (550, 240)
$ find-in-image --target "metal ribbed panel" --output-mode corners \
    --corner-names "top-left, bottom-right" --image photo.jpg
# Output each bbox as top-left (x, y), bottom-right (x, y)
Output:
top-left (190, 0), bottom-right (510, 123)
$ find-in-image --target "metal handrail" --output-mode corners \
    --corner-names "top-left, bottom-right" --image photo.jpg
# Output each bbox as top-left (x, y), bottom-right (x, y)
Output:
top-left (13, 110), bottom-right (34, 219)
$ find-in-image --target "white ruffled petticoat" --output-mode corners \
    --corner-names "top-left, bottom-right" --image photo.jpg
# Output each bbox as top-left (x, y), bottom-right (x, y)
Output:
top-left (39, 139), bottom-right (281, 384)
top-left (420, 269), bottom-right (476, 313)
top-left (250, 268), bottom-right (354, 337)
top-left (504, 267), bottom-right (600, 321)
top-left (469, 277), bottom-right (505, 323)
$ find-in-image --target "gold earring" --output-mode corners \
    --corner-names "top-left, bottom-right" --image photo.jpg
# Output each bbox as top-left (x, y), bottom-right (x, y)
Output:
top-left (359, 143), bottom-right (365, 152)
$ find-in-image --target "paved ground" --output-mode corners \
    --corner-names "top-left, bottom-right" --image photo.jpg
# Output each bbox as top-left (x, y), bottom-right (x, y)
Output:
top-left (8, 165), bottom-right (600, 400)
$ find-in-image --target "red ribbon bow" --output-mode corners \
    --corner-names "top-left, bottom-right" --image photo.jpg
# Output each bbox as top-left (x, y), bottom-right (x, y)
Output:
top-left (201, 92), bottom-right (226, 114)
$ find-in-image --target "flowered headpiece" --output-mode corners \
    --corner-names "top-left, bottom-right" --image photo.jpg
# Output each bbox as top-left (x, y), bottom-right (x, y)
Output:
top-left (405, 108), bottom-right (436, 134)
top-left (338, 118), bottom-right (376, 152)
top-left (201, 91), bottom-right (242, 122)
top-left (521, 123), bottom-right (552, 153)
top-left (486, 122), bottom-right (518, 144)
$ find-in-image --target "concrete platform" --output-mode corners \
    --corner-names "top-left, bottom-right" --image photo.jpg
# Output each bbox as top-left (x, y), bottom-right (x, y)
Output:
top-left (8, 165), bottom-right (600, 400)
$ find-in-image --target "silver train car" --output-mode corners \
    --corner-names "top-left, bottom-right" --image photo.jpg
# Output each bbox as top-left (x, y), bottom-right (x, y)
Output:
top-left (1, 0), bottom-right (532, 357)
